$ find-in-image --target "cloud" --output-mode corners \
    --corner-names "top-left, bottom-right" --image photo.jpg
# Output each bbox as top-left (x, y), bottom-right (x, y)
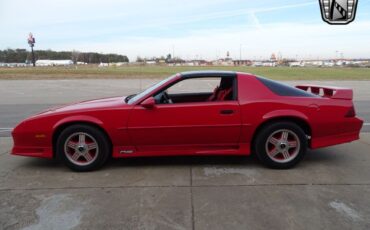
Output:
top-left (49, 20), bottom-right (370, 60)
top-left (0, 0), bottom-right (369, 60)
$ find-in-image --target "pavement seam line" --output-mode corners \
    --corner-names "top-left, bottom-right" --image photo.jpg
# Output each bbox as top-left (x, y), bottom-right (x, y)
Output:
top-left (0, 151), bottom-right (10, 156)
top-left (190, 165), bottom-right (195, 230)
top-left (1, 183), bottom-right (370, 192)
top-left (358, 139), bottom-right (370, 146)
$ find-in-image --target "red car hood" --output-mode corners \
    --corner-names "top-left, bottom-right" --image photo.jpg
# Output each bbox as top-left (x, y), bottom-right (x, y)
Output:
top-left (41, 96), bottom-right (128, 114)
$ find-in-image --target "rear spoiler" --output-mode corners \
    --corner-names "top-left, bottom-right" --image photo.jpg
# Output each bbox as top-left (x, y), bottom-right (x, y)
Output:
top-left (296, 84), bottom-right (353, 100)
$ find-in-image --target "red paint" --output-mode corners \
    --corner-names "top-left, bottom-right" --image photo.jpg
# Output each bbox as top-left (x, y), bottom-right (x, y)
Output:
top-left (11, 72), bottom-right (363, 160)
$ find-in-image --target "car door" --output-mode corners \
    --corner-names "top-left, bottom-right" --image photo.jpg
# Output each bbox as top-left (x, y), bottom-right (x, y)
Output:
top-left (127, 76), bottom-right (241, 152)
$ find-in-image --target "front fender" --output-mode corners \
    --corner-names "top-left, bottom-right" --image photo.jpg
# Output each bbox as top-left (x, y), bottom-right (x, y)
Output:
top-left (53, 115), bottom-right (104, 131)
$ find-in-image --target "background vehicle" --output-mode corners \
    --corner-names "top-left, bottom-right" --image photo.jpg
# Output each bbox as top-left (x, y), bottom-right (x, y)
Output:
top-left (12, 71), bottom-right (363, 171)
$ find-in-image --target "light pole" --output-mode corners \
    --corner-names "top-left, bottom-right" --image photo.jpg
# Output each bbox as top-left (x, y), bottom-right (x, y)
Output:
top-left (172, 45), bottom-right (175, 61)
top-left (27, 33), bottom-right (36, 67)
top-left (239, 44), bottom-right (242, 61)
top-left (239, 44), bottom-right (246, 65)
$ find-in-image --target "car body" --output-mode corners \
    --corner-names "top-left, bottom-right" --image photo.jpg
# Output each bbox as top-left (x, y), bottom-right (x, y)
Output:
top-left (12, 71), bottom-right (363, 171)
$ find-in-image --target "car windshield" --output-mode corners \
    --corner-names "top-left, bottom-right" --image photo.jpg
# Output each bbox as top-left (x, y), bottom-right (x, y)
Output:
top-left (127, 75), bottom-right (177, 104)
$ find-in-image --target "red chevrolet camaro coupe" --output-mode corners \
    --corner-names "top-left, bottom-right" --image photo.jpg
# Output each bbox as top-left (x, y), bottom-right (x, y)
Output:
top-left (12, 71), bottom-right (363, 171)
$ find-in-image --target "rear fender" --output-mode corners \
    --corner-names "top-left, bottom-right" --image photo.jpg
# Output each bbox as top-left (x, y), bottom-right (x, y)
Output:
top-left (262, 110), bottom-right (309, 122)
top-left (248, 110), bottom-right (312, 152)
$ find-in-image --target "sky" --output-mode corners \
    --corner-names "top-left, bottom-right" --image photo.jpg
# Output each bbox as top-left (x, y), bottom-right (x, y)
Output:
top-left (1, 0), bottom-right (370, 61)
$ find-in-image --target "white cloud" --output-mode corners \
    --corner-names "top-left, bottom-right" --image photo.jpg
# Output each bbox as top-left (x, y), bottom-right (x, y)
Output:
top-left (45, 20), bottom-right (370, 61)
top-left (0, 0), bottom-right (369, 60)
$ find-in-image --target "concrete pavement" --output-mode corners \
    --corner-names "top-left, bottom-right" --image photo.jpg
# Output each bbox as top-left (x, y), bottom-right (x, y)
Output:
top-left (1, 135), bottom-right (370, 229)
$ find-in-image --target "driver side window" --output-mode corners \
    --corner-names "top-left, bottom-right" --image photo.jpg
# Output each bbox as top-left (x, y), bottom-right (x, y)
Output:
top-left (167, 78), bottom-right (220, 94)
top-left (154, 77), bottom-right (235, 104)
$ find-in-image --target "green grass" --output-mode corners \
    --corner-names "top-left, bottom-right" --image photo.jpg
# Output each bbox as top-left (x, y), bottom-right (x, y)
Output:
top-left (0, 65), bottom-right (369, 80)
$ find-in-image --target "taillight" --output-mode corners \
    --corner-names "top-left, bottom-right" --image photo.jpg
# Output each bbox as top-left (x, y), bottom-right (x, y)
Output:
top-left (345, 106), bottom-right (356, 117)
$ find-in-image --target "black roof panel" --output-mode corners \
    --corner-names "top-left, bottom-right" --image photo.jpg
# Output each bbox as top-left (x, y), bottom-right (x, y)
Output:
top-left (180, 70), bottom-right (237, 78)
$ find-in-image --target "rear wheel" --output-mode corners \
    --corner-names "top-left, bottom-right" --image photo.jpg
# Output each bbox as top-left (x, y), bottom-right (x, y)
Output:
top-left (254, 122), bottom-right (307, 169)
top-left (56, 124), bottom-right (110, 172)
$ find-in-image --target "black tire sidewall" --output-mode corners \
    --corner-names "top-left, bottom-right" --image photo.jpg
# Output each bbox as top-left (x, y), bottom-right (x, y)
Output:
top-left (254, 122), bottom-right (307, 169)
top-left (56, 124), bottom-right (110, 172)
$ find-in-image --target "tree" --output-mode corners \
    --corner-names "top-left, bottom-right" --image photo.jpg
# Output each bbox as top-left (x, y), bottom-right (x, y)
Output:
top-left (0, 49), bottom-right (129, 64)
top-left (166, 54), bottom-right (172, 63)
top-left (136, 56), bottom-right (144, 63)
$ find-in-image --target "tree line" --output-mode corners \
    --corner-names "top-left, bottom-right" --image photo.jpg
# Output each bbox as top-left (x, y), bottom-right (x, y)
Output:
top-left (0, 49), bottom-right (129, 63)
top-left (136, 54), bottom-right (185, 64)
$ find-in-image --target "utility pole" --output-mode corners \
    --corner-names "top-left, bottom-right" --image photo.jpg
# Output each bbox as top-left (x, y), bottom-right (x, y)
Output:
top-left (172, 45), bottom-right (175, 60)
top-left (239, 44), bottom-right (242, 61)
top-left (27, 33), bottom-right (36, 67)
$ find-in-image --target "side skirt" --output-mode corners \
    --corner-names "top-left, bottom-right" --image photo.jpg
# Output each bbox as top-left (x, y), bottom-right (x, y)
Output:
top-left (112, 143), bottom-right (251, 158)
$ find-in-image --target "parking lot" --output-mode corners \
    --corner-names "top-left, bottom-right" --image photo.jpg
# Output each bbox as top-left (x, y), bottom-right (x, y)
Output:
top-left (1, 79), bottom-right (370, 229)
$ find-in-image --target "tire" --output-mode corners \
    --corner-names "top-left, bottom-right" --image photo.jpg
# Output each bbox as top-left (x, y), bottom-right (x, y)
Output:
top-left (254, 122), bottom-right (307, 169)
top-left (56, 124), bottom-right (111, 172)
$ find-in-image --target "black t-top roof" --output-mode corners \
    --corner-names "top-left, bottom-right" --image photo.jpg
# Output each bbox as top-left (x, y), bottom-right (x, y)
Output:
top-left (179, 70), bottom-right (237, 78)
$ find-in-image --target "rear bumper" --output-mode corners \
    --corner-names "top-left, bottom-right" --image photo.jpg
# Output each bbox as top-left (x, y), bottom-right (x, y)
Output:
top-left (311, 117), bottom-right (363, 149)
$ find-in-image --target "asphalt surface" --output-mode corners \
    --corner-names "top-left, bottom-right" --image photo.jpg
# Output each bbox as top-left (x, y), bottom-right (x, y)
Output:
top-left (1, 79), bottom-right (370, 229)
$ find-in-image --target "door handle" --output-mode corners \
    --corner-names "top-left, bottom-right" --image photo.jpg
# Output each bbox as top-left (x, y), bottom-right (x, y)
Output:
top-left (220, 109), bottom-right (234, 115)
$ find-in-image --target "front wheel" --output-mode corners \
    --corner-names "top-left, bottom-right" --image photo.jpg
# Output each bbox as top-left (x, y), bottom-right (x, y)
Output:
top-left (56, 124), bottom-right (110, 172)
top-left (254, 122), bottom-right (307, 169)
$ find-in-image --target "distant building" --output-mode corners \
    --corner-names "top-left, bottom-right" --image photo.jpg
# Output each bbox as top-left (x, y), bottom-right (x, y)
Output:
top-left (184, 60), bottom-right (211, 66)
top-left (323, 61), bottom-right (335, 67)
top-left (262, 61), bottom-right (277, 67)
top-left (98, 62), bottom-right (109, 67)
top-left (145, 60), bottom-right (156, 65)
top-left (252, 61), bottom-right (263, 67)
top-left (233, 60), bottom-right (252, 66)
top-left (36, 60), bottom-right (73, 66)
top-left (289, 61), bottom-right (304, 67)
top-left (346, 60), bottom-right (369, 67)
top-left (303, 61), bottom-right (323, 67)
top-left (252, 61), bottom-right (277, 67)
top-left (0, 63), bottom-right (29, 67)
top-left (108, 62), bottom-right (128, 67)
top-left (213, 59), bottom-right (233, 66)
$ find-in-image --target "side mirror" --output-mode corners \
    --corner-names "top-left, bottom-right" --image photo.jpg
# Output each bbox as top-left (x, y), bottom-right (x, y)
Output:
top-left (141, 97), bottom-right (156, 109)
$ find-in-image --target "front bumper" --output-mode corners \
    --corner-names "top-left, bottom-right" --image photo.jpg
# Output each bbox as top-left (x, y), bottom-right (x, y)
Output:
top-left (12, 146), bottom-right (53, 158)
top-left (11, 128), bottom-right (53, 159)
